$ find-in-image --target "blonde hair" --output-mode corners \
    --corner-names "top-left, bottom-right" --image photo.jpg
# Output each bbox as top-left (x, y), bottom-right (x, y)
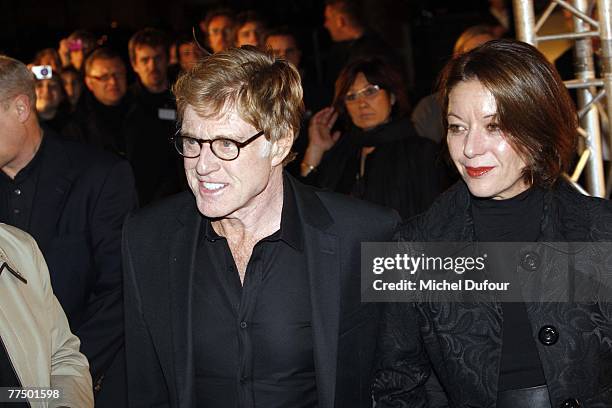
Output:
top-left (0, 55), bottom-right (36, 109)
top-left (173, 46), bottom-right (304, 149)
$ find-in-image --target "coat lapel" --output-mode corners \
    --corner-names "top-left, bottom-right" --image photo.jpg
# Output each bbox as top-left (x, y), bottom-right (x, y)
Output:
top-left (290, 176), bottom-right (340, 408)
top-left (28, 135), bottom-right (74, 245)
top-left (168, 199), bottom-right (200, 408)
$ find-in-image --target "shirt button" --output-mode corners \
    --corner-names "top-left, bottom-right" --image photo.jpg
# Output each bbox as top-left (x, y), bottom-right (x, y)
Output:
top-left (14, 189), bottom-right (21, 195)
top-left (13, 208), bottom-right (20, 215)
top-left (538, 325), bottom-right (559, 346)
top-left (559, 398), bottom-right (581, 408)
top-left (240, 321), bottom-right (248, 329)
top-left (520, 251), bottom-right (540, 271)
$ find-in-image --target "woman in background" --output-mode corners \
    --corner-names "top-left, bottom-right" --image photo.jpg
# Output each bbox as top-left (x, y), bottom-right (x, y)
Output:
top-left (301, 57), bottom-right (446, 219)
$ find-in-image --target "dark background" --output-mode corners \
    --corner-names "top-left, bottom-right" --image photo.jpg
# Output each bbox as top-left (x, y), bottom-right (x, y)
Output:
top-left (0, 0), bottom-right (500, 99)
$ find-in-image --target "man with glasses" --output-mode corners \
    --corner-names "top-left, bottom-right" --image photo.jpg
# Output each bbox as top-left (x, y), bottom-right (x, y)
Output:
top-left (122, 46), bottom-right (400, 407)
top-left (64, 47), bottom-right (131, 156)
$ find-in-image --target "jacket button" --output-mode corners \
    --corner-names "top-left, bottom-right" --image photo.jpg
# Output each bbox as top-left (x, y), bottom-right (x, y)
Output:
top-left (520, 251), bottom-right (540, 271)
top-left (240, 321), bottom-right (248, 329)
top-left (559, 398), bottom-right (581, 408)
top-left (538, 325), bottom-right (559, 345)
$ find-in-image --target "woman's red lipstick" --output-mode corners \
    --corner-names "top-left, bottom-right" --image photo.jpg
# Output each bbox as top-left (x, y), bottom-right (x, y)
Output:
top-left (466, 166), bottom-right (494, 177)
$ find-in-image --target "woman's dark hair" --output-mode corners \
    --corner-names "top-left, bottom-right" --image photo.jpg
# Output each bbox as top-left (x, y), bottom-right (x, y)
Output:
top-left (333, 56), bottom-right (410, 122)
top-left (438, 39), bottom-right (577, 187)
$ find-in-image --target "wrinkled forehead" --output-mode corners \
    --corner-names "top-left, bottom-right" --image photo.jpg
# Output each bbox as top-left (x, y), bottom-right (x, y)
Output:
top-left (181, 104), bottom-right (254, 138)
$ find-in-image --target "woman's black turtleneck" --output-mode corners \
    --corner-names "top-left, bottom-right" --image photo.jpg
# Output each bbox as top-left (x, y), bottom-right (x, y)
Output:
top-left (471, 186), bottom-right (548, 391)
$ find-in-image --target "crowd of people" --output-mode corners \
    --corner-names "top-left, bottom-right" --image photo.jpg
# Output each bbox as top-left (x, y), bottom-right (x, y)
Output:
top-left (1, 0), bottom-right (610, 407)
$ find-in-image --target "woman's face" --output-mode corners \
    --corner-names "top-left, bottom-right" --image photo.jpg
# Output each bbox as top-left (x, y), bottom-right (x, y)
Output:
top-left (446, 79), bottom-right (529, 200)
top-left (344, 72), bottom-right (393, 130)
top-left (61, 71), bottom-right (82, 107)
top-left (35, 79), bottom-right (63, 114)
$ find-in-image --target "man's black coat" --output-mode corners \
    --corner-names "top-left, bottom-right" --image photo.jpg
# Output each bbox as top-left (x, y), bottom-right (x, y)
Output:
top-left (122, 175), bottom-right (399, 407)
top-left (2, 130), bottom-right (138, 403)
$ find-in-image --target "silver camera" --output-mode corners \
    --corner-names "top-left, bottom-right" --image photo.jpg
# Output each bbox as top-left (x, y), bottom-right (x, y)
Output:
top-left (31, 65), bottom-right (52, 80)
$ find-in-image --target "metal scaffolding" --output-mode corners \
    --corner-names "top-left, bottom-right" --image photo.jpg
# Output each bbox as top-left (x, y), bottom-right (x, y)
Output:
top-left (513, 0), bottom-right (612, 197)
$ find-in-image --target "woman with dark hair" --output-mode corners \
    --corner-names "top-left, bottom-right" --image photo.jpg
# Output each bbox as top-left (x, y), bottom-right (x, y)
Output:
top-left (300, 57), bottom-right (446, 219)
top-left (34, 74), bottom-right (72, 132)
top-left (373, 39), bottom-right (612, 408)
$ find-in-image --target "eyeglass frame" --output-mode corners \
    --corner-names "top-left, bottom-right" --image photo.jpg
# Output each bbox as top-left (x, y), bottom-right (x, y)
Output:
top-left (344, 84), bottom-right (381, 103)
top-left (172, 130), bottom-right (265, 161)
top-left (86, 71), bottom-right (126, 83)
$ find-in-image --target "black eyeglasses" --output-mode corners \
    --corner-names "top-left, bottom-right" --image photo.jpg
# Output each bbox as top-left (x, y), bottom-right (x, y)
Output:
top-left (173, 130), bottom-right (265, 161)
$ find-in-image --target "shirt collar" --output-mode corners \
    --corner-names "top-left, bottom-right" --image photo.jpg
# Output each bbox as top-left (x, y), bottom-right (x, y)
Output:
top-left (202, 173), bottom-right (304, 251)
top-left (0, 130), bottom-right (46, 184)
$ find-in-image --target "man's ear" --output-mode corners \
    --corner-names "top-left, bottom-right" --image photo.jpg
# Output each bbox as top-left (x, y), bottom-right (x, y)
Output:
top-left (13, 94), bottom-right (32, 123)
top-left (270, 134), bottom-right (294, 167)
top-left (84, 76), bottom-right (95, 92)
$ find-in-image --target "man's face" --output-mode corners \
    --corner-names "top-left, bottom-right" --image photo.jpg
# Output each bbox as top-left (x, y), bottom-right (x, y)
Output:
top-left (85, 57), bottom-right (127, 106)
top-left (0, 97), bottom-right (28, 175)
top-left (131, 45), bottom-right (169, 93)
top-left (236, 22), bottom-right (264, 48)
top-left (265, 35), bottom-right (302, 68)
top-left (181, 105), bottom-right (279, 219)
top-left (35, 79), bottom-right (63, 114)
top-left (324, 5), bottom-right (343, 42)
top-left (60, 70), bottom-right (82, 107)
top-left (178, 42), bottom-right (203, 71)
top-left (206, 15), bottom-right (233, 53)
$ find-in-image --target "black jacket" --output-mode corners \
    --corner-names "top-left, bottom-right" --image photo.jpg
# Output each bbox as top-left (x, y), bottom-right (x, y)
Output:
top-left (373, 180), bottom-right (612, 408)
top-left (122, 174), bottom-right (399, 407)
top-left (2, 131), bottom-right (138, 404)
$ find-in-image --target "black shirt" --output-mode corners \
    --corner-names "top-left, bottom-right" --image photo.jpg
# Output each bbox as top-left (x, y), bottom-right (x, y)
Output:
top-left (193, 178), bottom-right (317, 408)
top-left (471, 186), bottom-right (547, 391)
top-left (0, 135), bottom-right (45, 231)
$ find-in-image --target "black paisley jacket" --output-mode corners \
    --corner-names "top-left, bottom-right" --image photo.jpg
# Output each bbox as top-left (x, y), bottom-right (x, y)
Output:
top-left (372, 180), bottom-right (612, 408)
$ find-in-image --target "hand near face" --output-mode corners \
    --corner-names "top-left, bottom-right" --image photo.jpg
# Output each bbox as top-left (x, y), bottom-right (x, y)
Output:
top-left (58, 38), bottom-right (71, 68)
top-left (301, 107), bottom-right (341, 176)
top-left (308, 107), bottom-right (341, 152)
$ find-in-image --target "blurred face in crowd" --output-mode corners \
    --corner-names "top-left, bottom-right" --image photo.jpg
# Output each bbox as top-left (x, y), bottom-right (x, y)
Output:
top-left (265, 35), bottom-right (301, 68)
top-left (131, 45), bottom-right (169, 93)
top-left (178, 42), bottom-right (203, 71)
top-left (344, 72), bottom-right (393, 130)
top-left (324, 5), bottom-right (344, 42)
top-left (85, 57), bottom-right (127, 106)
top-left (446, 80), bottom-right (528, 200)
top-left (236, 21), bottom-right (264, 48)
top-left (61, 70), bottom-right (82, 107)
top-left (67, 38), bottom-right (94, 71)
top-left (181, 105), bottom-right (282, 219)
top-left (37, 52), bottom-right (61, 74)
top-left (454, 33), bottom-right (496, 56)
top-left (206, 15), bottom-right (234, 53)
top-left (35, 78), bottom-right (64, 118)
